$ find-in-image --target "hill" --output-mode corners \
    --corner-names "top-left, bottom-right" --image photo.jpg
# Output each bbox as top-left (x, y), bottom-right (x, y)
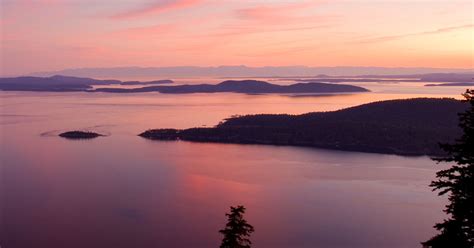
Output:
top-left (140, 98), bottom-right (468, 156)
top-left (94, 80), bottom-right (369, 94)
top-left (0, 75), bottom-right (173, 91)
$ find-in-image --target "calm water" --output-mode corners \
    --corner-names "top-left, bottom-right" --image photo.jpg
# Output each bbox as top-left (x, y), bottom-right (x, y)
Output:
top-left (0, 82), bottom-right (467, 248)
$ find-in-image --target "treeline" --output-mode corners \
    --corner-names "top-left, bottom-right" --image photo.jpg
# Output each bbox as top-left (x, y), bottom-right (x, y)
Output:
top-left (140, 98), bottom-right (468, 156)
top-left (0, 75), bottom-right (173, 91)
top-left (94, 80), bottom-right (369, 94)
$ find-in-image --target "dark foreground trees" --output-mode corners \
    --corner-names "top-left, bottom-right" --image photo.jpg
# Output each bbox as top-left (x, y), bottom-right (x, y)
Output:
top-left (423, 89), bottom-right (474, 248)
top-left (219, 205), bottom-right (255, 248)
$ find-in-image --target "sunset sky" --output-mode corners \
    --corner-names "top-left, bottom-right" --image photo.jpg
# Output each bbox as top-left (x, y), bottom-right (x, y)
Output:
top-left (1, 0), bottom-right (473, 76)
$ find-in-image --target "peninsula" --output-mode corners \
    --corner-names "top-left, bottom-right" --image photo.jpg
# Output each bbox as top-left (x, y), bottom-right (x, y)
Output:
top-left (139, 98), bottom-right (467, 156)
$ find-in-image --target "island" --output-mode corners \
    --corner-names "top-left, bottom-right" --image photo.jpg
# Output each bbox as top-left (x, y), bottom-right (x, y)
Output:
top-left (425, 82), bottom-right (474, 87)
top-left (4, 72), bottom-right (473, 92)
top-left (0, 75), bottom-right (173, 91)
top-left (139, 98), bottom-right (468, 156)
top-left (59, 131), bottom-right (103, 139)
top-left (1, 76), bottom-right (367, 94)
top-left (290, 73), bottom-right (474, 84)
top-left (120, 79), bottom-right (174, 85)
top-left (93, 80), bottom-right (369, 94)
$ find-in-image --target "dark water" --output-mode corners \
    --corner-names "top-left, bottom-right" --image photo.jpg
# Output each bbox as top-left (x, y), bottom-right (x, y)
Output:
top-left (0, 86), bottom-right (462, 248)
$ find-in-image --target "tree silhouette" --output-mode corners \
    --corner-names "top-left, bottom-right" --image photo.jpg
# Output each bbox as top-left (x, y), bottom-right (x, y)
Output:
top-left (422, 89), bottom-right (474, 248)
top-left (219, 205), bottom-right (255, 248)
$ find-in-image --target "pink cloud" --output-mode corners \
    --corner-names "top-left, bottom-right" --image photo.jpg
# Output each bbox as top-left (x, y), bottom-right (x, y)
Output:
top-left (111, 0), bottom-right (205, 19)
top-left (356, 24), bottom-right (474, 44)
top-left (112, 24), bottom-right (177, 38)
top-left (204, 23), bottom-right (333, 39)
top-left (223, 1), bottom-right (335, 35)
top-left (235, 2), bottom-right (324, 23)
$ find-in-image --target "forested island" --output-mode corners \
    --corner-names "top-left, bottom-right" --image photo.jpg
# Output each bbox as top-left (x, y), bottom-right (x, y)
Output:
top-left (59, 131), bottom-right (103, 139)
top-left (0, 75), bottom-right (173, 91)
top-left (120, 79), bottom-right (173, 85)
top-left (3, 73), bottom-right (472, 93)
top-left (0, 76), bottom-right (368, 94)
top-left (93, 80), bottom-right (369, 94)
top-left (140, 98), bottom-right (468, 156)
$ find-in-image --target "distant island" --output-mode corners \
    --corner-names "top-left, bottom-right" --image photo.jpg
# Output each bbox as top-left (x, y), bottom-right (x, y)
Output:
top-left (120, 80), bottom-right (174, 85)
top-left (0, 76), bottom-right (368, 94)
top-left (3, 73), bottom-right (473, 93)
top-left (59, 131), bottom-right (103, 139)
top-left (293, 73), bottom-right (474, 84)
top-left (425, 82), bottom-right (474, 87)
top-left (0, 75), bottom-right (173, 91)
top-left (93, 80), bottom-right (369, 94)
top-left (418, 73), bottom-right (473, 82)
top-left (139, 98), bottom-right (468, 156)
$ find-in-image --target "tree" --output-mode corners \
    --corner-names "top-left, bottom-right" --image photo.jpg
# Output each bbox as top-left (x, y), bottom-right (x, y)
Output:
top-left (219, 205), bottom-right (255, 248)
top-left (422, 89), bottom-right (474, 248)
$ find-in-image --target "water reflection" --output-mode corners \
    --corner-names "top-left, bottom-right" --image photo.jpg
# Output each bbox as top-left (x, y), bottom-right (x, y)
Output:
top-left (0, 88), bottom-right (456, 248)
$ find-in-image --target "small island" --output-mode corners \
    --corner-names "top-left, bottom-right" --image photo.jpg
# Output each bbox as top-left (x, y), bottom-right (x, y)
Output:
top-left (59, 131), bottom-right (103, 139)
top-left (120, 79), bottom-right (174, 85)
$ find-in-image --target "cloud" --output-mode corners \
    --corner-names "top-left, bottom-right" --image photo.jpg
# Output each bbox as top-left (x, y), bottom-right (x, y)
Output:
top-left (111, 0), bottom-right (205, 19)
top-left (356, 24), bottom-right (474, 44)
top-left (111, 24), bottom-right (177, 38)
top-left (238, 3), bottom-right (305, 18)
top-left (205, 23), bottom-right (332, 39)
top-left (222, 1), bottom-right (335, 35)
top-left (235, 2), bottom-right (324, 24)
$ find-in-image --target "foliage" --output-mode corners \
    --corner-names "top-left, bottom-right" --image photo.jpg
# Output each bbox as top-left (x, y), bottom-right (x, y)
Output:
top-left (219, 205), bottom-right (255, 248)
top-left (423, 89), bottom-right (474, 248)
top-left (175, 98), bottom-right (467, 156)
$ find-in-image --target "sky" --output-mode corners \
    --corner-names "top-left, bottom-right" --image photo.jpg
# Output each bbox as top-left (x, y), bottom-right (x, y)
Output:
top-left (0, 0), bottom-right (473, 76)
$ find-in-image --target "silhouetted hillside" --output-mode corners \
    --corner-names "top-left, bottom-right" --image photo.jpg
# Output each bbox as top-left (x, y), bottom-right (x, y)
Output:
top-left (94, 80), bottom-right (369, 94)
top-left (0, 75), bottom-right (172, 91)
top-left (120, 79), bottom-right (173, 85)
top-left (0, 76), bottom-right (93, 91)
top-left (140, 98), bottom-right (468, 156)
top-left (425, 82), bottom-right (474, 87)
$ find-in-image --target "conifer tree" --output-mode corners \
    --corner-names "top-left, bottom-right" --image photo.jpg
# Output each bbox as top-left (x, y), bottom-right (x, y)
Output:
top-left (219, 205), bottom-right (255, 248)
top-left (423, 89), bottom-right (474, 248)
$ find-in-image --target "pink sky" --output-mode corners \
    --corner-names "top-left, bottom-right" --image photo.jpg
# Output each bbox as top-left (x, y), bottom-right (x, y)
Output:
top-left (0, 0), bottom-right (473, 76)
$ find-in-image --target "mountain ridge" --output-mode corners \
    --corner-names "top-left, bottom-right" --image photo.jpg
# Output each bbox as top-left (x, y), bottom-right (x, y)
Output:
top-left (27, 65), bottom-right (474, 78)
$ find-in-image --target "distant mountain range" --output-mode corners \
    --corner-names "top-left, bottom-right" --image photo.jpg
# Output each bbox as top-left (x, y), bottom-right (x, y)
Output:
top-left (140, 98), bottom-right (468, 156)
top-left (28, 66), bottom-right (474, 78)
